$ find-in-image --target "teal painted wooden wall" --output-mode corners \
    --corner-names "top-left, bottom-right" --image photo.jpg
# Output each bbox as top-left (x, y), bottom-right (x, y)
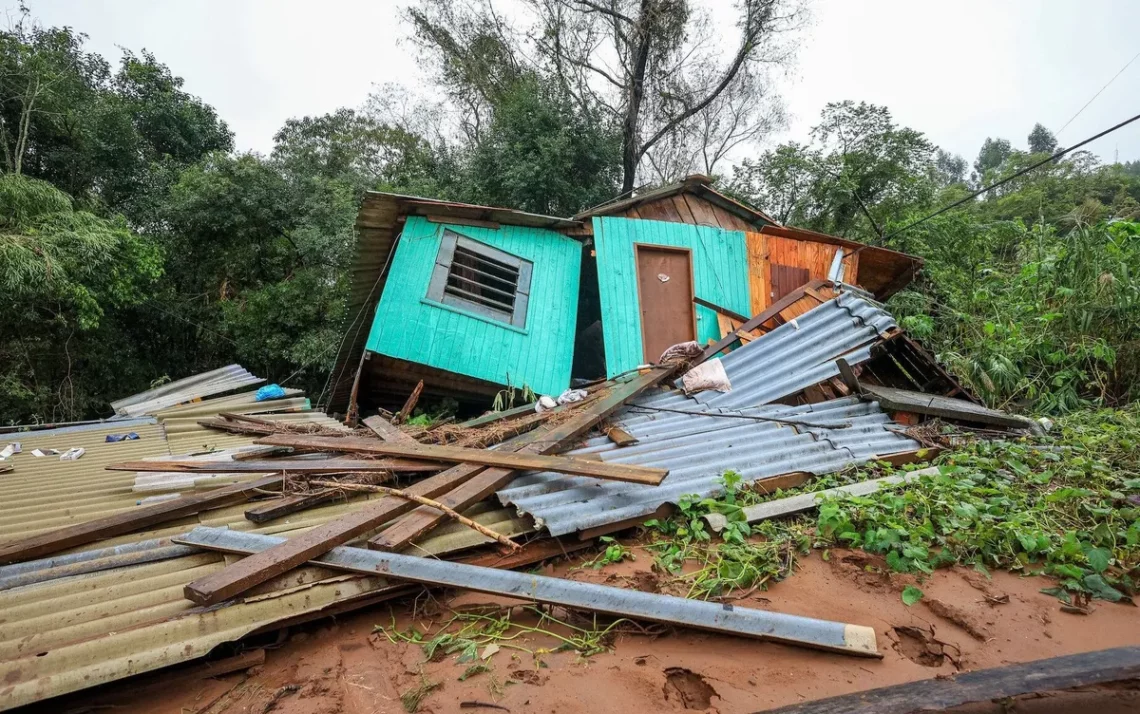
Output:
top-left (593, 216), bottom-right (751, 376)
top-left (367, 217), bottom-right (582, 396)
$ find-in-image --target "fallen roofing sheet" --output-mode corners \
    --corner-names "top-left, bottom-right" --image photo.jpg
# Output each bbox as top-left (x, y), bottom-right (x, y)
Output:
top-left (177, 527), bottom-right (880, 658)
top-left (499, 396), bottom-right (919, 536)
top-left (110, 364), bottom-right (264, 417)
top-left (498, 294), bottom-right (913, 537)
top-left (687, 291), bottom-right (896, 410)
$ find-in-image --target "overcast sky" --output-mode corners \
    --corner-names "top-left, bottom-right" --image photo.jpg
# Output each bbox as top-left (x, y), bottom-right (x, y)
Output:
top-left (22, 0), bottom-right (1140, 168)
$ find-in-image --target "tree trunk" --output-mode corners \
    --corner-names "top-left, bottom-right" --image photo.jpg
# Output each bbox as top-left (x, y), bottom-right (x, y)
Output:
top-left (621, 0), bottom-right (654, 194)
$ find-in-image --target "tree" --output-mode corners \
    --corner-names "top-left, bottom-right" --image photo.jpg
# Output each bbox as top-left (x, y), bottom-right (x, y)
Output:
top-left (1027, 122), bottom-right (1058, 155)
top-left (406, 0), bottom-right (804, 194)
top-left (0, 173), bottom-right (162, 422)
top-left (463, 73), bottom-right (621, 215)
top-left (935, 149), bottom-right (967, 186)
top-left (730, 102), bottom-right (937, 240)
top-left (973, 137), bottom-right (1012, 182)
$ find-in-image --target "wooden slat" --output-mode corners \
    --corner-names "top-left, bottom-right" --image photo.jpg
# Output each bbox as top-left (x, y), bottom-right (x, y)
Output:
top-left (455, 402), bottom-right (536, 428)
top-left (606, 427), bottom-right (639, 447)
top-left (252, 436), bottom-right (668, 485)
top-left (759, 646), bottom-right (1140, 714)
top-left (367, 367), bottom-right (676, 551)
top-left (362, 415), bottom-right (419, 444)
top-left (693, 295), bottom-right (750, 323)
top-left (108, 458), bottom-right (441, 474)
top-left (182, 369), bottom-right (672, 605)
top-left (0, 475), bottom-right (284, 565)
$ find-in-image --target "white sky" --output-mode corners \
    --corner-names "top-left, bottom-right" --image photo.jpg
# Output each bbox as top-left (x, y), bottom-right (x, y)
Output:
top-left (22, 0), bottom-right (1140, 167)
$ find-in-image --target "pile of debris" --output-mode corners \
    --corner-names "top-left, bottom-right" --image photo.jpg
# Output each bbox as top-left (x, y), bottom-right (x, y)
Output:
top-left (0, 287), bottom-right (1043, 711)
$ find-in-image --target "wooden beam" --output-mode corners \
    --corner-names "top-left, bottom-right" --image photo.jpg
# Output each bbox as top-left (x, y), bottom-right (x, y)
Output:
top-left (362, 415), bottom-right (419, 444)
top-left (183, 368), bottom-right (673, 605)
top-left (454, 401), bottom-right (536, 429)
top-left (693, 295), bottom-right (750, 323)
top-left (253, 435), bottom-right (668, 485)
top-left (0, 475), bottom-right (284, 565)
top-left (107, 458), bottom-right (441, 474)
top-left (756, 646), bottom-right (1140, 713)
top-left (367, 367), bottom-right (676, 551)
top-left (393, 380), bottom-right (424, 424)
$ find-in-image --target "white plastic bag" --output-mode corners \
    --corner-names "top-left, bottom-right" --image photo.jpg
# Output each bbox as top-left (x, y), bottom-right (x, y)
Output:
top-left (681, 358), bottom-right (733, 395)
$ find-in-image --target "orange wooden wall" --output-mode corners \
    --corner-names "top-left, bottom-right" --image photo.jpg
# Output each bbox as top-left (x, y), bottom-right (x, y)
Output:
top-left (744, 233), bottom-right (859, 315)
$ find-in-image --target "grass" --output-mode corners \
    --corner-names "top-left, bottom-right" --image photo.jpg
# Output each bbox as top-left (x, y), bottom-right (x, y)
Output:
top-left (375, 604), bottom-right (632, 668)
top-left (641, 406), bottom-right (1140, 605)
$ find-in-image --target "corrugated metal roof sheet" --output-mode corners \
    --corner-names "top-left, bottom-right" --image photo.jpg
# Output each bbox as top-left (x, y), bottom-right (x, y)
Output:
top-left (110, 365), bottom-right (265, 417)
top-left (0, 445), bottom-right (533, 710)
top-left (498, 397), bottom-right (917, 536)
top-left (497, 295), bottom-right (912, 536)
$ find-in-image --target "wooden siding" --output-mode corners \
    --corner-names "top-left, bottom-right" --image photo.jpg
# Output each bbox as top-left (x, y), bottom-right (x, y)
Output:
top-left (366, 216), bottom-right (581, 396)
top-left (745, 232), bottom-right (860, 314)
top-left (593, 216), bottom-right (751, 376)
top-left (618, 193), bottom-right (756, 233)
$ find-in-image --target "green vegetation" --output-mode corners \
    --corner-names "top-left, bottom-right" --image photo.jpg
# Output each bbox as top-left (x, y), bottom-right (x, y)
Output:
top-left (645, 406), bottom-right (1140, 605)
top-left (375, 605), bottom-right (632, 666)
top-left (2, 3), bottom-right (1138, 430)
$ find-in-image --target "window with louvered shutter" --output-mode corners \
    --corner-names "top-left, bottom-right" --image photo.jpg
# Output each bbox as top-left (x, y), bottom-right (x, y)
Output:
top-left (426, 230), bottom-right (533, 328)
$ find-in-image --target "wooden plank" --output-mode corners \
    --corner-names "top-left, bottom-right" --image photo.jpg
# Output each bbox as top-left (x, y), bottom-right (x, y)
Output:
top-left (455, 401), bottom-right (536, 429)
top-left (745, 231), bottom-right (769, 315)
top-left (606, 426), bottom-right (639, 447)
top-left (252, 436), bottom-right (668, 485)
top-left (108, 458), bottom-right (441, 474)
top-left (362, 415), bottom-right (419, 444)
top-left (705, 467), bottom-right (939, 532)
top-left (183, 370), bottom-right (672, 606)
top-left (0, 475), bottom-right (284, 565)
top-left (367, 367), bottom-right (677, 551)
top-left (693, 295), bottom-right (750, 323)
top-left (757, 646), bottom-right (1140, 714)
top-left (394, 380), bottom-right (424, 424)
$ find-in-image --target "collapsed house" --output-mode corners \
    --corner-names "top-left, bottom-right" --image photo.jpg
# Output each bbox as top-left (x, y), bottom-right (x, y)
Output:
top-left (0, 179), bottom-right (1040, 711)
top-left (325, 174), bottom-right (922, 416)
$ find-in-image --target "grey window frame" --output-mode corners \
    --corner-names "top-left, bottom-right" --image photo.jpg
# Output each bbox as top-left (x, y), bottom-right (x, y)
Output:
top-left (427, 230), bottom-right (533, 328)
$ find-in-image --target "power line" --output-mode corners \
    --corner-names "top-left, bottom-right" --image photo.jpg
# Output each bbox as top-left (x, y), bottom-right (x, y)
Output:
top-left (1057, 50), bottom-right (1140, 137)
top-left (885, 111), bottom-right (1140, 241)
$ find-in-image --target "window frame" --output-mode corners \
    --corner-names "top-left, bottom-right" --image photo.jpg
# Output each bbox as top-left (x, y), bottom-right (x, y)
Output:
top-left (426, 229), bottom-right (533, 328)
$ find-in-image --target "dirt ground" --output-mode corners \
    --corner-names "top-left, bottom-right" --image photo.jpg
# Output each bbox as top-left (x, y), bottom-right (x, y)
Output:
top-left (46, 544), bottom-right (1140, 714)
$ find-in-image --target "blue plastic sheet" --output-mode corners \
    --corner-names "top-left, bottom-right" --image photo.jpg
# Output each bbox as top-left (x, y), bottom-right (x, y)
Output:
top-left (256, 384), bottom-right (286, 401)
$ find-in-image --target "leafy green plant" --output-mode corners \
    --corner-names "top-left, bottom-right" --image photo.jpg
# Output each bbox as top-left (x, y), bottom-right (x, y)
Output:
top-left (815, 408), bottom-right (1140, 604)
top-left (901, 585), bottom-right (924, 606)
top-left (581, 536), bottom-right (634, 569)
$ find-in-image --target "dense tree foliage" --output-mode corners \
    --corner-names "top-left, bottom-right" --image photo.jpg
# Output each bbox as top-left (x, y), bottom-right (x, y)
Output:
top-left (1, 7), bottom-right (1138, 425)
top-left (729, 104), bottom-right (1140, 412)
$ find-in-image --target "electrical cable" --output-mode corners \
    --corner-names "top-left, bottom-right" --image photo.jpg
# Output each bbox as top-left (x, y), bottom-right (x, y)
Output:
top-left (1056, 50), bottom-right (1140, 136)
top-left (884, 112), bottom-right (1140, 240)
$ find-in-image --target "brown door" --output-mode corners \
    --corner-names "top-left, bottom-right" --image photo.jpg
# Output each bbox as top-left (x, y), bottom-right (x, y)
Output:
top-left (771, 263), bottom-right (811, 302)
top-left (635, 245), bottom-right (696, 363)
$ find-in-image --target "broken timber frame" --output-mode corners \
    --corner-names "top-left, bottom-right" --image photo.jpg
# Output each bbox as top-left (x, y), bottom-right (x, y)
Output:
top-left (108, 459), bottom-right (442, 474)
top-left (252, 435), bottom-right (668, 485)
top-left (176, 526), bottom-right (879, 658)
top-left (362, 415), bottom-right (420, 443)
top-left (183, 367), bottom-right (676, 605)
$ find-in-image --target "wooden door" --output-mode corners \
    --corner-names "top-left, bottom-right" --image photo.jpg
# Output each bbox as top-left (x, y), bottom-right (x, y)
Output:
top-left (635, 245), bottom-right (696, 363)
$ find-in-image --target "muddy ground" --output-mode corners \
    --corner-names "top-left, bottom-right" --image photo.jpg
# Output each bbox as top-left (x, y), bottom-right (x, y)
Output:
top-left (47, 543), bottom-right (1140, 714)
